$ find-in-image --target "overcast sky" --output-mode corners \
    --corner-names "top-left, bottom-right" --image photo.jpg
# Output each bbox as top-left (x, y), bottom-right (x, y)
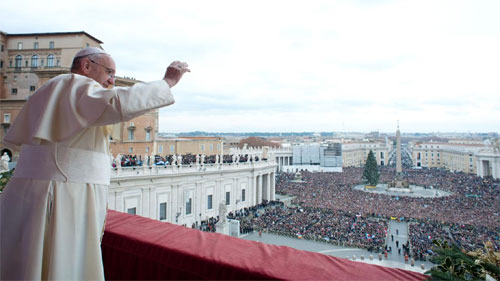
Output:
top-left (2, 0), bottom-right (499, 133)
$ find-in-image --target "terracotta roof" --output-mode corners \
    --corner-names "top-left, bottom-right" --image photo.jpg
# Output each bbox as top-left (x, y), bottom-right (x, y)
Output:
top-left (5, 31), bottom-right (103, 44)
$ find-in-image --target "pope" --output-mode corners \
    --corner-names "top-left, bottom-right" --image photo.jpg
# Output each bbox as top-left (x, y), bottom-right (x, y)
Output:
top-left (0, 47), bottom-right (190, 280)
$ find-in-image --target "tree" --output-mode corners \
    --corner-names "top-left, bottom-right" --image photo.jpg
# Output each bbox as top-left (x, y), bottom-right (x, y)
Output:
top-left (426, 240), bottom-right (500, 281)
top-left (363, 150), bottom-right (379, 186)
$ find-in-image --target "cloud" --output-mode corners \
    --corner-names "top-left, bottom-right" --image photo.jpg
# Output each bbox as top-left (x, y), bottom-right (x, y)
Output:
top-left (2, 0), bottom-right (499, 133)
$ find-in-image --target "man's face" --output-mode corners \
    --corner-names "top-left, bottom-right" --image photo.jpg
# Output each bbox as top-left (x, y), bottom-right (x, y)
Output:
top-left (87, 54), bottom-right (116, 88)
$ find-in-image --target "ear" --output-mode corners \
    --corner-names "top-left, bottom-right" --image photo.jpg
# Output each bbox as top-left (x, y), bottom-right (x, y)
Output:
top-left (82, 58), bottom-right (91, 75)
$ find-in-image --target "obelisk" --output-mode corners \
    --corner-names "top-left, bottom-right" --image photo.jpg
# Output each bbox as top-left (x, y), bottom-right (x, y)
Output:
top-left (396, 122), bottom-right (402, 174)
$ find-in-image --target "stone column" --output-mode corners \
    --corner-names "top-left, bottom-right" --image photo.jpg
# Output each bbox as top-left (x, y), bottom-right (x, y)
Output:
top-left (266, 173), bottom-right (271, 200)
top-left (257, 175), bottom-right (263, 204)
top-left (493, 158), bottom-right (500, 179)
top-left (270, 172), bottom-right (276, 200)
top-left (142, 187), bottom-right (151, 218)
top-left (262, 173), bottom-right (270, 201)
top-left (252, 176), bottom-right (258, 206)
top-left (476, 159), bottom-right (482, 178)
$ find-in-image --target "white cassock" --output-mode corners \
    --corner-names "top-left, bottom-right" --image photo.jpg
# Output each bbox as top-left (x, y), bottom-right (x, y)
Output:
top-left (0, 73), bottom-right (175, 280)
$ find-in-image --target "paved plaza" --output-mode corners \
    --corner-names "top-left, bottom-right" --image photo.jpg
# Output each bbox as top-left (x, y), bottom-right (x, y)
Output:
top-left (241, 230), bottom-right (434, 274)
top-left (353, 184), bottom-right (452, 198)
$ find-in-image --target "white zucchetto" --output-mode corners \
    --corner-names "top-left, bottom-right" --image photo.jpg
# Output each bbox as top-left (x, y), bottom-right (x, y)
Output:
top-left (73, 47), bottom-right (108, 59)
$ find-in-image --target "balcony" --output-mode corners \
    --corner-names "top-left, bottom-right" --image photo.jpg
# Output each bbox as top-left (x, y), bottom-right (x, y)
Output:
top-left (112, 161), bottom-right (276, 178)
top-left (7, 66), bottom-right (70, 74)
top-left (102, 210), bottom-right (428, 280)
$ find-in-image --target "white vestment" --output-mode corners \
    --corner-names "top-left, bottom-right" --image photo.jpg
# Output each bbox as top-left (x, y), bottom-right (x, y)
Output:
top-left (0, 73), bottom-right (174, 280)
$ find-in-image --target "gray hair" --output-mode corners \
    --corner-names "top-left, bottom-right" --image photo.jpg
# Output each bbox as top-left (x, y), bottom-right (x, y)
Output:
top-left (70, 53), bottom-right (109, 72)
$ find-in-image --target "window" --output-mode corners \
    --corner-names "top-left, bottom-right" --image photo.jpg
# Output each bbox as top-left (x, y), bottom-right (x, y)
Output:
top-left (1, 45), bottom-right (3, 52)
top-left (159, 202), bottom-right (167, 220)
top-left (217, 143), bottom-right (221, 151)
top-left (86, 43), bottom-right (90, 48)
top-left (4, 114), bottom-right (11, 123)
top-left (47, 54), bottom-right (54, 67)
top-left (11, 88), bottom-right (17, 94)
top-left (170, 145), bottom-right (174, 153)
top-left (128, 129), bottom-right (134, 140)
top-left (31, 55), bottom-right (38, 67)
top-left (34, 42), bottom-right (39, 49)
top-left (207, 194), bottom-right (213, 210)
top-left (30, 86), bottom-right (36, 91)
top-left (158, 145), bottom-right (163, 153)
top-left (185, 191), bottom-right (193, 215)
top-left (146, 130), bottom-right (151, 141)
top-left (49, 41), bottom-right (54, 49)
top-left (186, 198), bottom-right (192, 215)
top-left (15, 55), bottom-right (22, 68)
top-left (242, 189), bottom-right (246, 202)
top-left (225, 192), bottom-right (230, 205)
top-left (127, 208), bottom-right (136, 215)
top-left (17, 42), bottom-right (23, 50)
top-left (128, 147), bottom-right (133, 153)
top-left (201, 144), bottom-right (205, 151)
top-left (0, 60), bottom-right (3, 68)
top-left (210, 144), bottom-right (214, 151)
top-left (145, 147), bottom-right (150, 153)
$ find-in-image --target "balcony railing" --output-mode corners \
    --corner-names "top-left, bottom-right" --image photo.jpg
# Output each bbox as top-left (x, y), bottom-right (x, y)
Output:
top-left (7, 66), bottom-right (69, 72)
top-left (112, 160), bottom-right (276, 178)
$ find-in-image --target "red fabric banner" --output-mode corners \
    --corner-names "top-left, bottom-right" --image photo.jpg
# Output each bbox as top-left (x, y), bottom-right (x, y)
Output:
top-left (102, 210), bottom-right (428, 280)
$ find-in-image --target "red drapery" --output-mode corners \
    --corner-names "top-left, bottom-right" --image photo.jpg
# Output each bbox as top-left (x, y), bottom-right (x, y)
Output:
top-left (102, 210), bottom-right (428, 280)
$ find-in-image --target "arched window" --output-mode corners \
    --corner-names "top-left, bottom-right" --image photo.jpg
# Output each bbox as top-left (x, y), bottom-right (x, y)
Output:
top-left (31, 55), bottom-right (38, 68)
top-left (15, 55), bottom-right (22, 68)
top-left (47, 54), bottom-right (54, 68)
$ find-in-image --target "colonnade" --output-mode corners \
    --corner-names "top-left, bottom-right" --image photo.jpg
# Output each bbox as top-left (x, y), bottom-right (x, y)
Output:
top-left (476, 152), bottom-right (500, 179)
top-left (274, 155), bottom-right (293, 172)
top-left (108, 161), bottom-right (277, 226)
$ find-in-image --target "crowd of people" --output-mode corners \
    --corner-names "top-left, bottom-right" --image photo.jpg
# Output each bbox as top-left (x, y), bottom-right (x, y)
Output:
top-left (115, 154), bottom-right (499, 259)
top-left (258, 167), bottom-right (499, 259)
top-left (251, 205), bottom-right (387, 251)
top-left (113, 153), bottom-right (262, 167)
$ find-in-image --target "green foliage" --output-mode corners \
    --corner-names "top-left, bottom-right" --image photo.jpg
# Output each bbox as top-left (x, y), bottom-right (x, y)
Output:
top-left (0, 169), bottom-right (14, 193)
top-left (426, 240), bottom-right (500, 281)
top-left (362, 150), bottom-right (379, 186)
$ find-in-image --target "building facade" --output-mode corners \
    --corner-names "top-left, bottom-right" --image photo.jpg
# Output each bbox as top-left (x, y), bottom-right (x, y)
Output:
top-left (108, 160), bottom-right (277, 226)
top-left (409, 141), bottom-right (483, 174)
top-left (0, 31), bottom-right (157, 162)
top-left (154, 137), bottom-right (224, 157)
top-left (342, 140), bottom-right (392, 167)
top-left (292, 142), bottom-right (342, 167)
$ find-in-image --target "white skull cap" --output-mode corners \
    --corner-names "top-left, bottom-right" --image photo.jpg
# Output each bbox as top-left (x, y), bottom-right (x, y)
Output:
top-left (73, 47), bottom-right (108, 59)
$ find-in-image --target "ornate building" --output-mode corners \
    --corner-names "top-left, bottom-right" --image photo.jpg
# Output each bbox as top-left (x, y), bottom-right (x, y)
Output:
top-left (408, 139), bottom-right (500, 180)
top-left (109, 160), bottom-right (277, 226)
top-left (342, 139), bottom-right (392, 167)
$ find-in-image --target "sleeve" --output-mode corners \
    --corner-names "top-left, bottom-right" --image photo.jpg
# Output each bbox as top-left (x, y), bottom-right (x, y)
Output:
top-left (3, 74), bottom-right (175, 147)
top-left (79, 79), bottom-right (175, 126)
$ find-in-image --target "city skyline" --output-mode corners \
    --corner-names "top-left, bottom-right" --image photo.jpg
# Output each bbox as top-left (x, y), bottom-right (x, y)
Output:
top-left (2, 0), bottom-right (499, 133)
